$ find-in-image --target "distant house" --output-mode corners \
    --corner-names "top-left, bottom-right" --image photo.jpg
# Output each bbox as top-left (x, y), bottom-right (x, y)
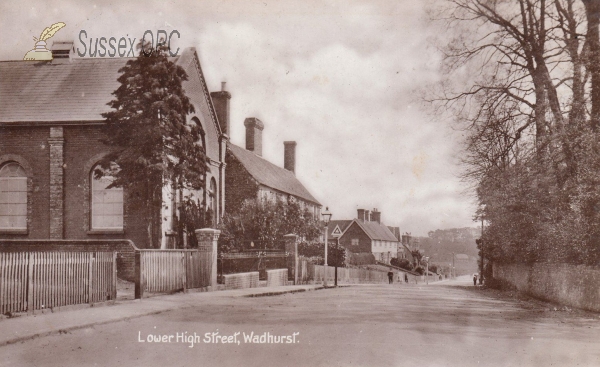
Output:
top-left (220, 91), bottom-right (321, 218)
top-left (336, 209), bottom-right (401, 264)
top-left (455, 254), bottom-right (469, 261)
top-left (0, 42), bottom-right (226, 248)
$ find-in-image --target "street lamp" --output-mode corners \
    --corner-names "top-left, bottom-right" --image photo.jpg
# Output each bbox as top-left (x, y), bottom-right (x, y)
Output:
top-left (423, 256), bottom-right (430, 285)
top-left (321, 207), bottom-right (332, 286)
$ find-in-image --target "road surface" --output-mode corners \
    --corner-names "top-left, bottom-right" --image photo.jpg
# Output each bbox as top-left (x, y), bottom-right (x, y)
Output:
top-left (1, 277), bottom-right (599, 367)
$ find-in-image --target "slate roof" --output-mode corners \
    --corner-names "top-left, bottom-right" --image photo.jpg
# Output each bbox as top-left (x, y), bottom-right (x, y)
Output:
top-left (0, 50), bottom-right (214, 125)
top-left (227, 142), bottom-right (320, 206)
top-left (354, 220), bottom-right (399, 242)
top-left (0, 58), bottom-right (129, 123)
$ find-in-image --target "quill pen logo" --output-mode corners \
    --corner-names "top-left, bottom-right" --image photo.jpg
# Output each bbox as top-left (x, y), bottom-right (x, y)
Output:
top-left (23, 22), bottom-right (66, 61)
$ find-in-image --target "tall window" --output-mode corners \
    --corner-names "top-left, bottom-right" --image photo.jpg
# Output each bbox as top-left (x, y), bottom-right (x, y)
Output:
top-left (0, 162), bottom-right (27, 230)
top-left (91, 165), bottom-right (123, 230)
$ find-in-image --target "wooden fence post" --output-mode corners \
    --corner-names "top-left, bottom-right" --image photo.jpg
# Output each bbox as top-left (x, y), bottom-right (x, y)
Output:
top-left (112, 252), bottom-right (117, 300)
top-left (27, 252), bottom-right (34, 312)
top-left (134, 251), bottom-right (143, 299)
top-left (181, 251), bottom-right (187, 293)
top-left (88, 252), bottom-right (93, 303)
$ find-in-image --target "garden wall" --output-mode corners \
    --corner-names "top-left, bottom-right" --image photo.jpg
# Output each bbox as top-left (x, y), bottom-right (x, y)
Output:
top-left (493, 262), bottom-right (600, 312)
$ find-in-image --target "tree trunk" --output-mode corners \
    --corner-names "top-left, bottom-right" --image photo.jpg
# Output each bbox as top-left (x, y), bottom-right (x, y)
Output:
top-left (584, 0), bottom-right (600, 130)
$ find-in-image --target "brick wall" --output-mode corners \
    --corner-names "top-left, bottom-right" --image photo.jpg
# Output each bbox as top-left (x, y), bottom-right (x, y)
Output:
top-left (339, 222), bottom-right (372, 253)
top-left (266, 269), bottom-right (288, 287)
top-left (0, 125), bottom-right (152, 248)
top-left (0, 126), bottom-right (51, 238)
top-left (48, 127), bottom-right (64, 238)
top-left (493, 262), bottom-right (600, 312)
top-left (223, 271), bottom-right (260, 290)
top-left (0, 239), bottom-right (139, 281)
top-left (224, 149), bottom-right (259, 214)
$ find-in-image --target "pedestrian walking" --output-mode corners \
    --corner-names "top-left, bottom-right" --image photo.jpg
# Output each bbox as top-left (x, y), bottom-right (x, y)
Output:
top-left (404, 273), bottom-right (408, 283)
top-left (473, 273), bottom-right (477, 286)
top-left (387, 269), bottom-right (394, 284)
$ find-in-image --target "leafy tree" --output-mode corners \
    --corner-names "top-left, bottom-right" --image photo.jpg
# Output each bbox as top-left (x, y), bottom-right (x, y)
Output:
top-left (297, 240), bottom-right (346, 267)
top-left (218, 198), bottom-right (322, 255)
top-left (96, 38), bottom-right (209, 247)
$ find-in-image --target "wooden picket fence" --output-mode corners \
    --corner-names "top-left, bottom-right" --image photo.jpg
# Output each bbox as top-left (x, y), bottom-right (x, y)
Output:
top-left (0, 251), bottom-right (117, 315)
top-left (136, 249), bottom-right (211, 297)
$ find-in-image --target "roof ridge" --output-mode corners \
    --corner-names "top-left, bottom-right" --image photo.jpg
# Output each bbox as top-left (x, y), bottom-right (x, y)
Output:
top-left (227, 142), bottom-right (320, 205)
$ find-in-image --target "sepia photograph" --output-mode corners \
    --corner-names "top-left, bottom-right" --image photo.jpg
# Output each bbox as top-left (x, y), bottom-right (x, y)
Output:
top-left (1, 0), bottom-right (599, 366)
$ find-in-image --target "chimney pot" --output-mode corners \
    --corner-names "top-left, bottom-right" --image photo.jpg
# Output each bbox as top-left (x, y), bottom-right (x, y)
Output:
top-left (284, 141), bottom-right (297, 174)
top-left (51, 40), bottom-right (74, 63)
top-left (244, 117), bottom-right (264, 156)
top-left (371, 209), bottom-right (381, 224)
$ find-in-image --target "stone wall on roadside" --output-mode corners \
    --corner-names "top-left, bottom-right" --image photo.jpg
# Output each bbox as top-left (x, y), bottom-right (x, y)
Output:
top-left (493, 262), bottom-right (600, 312)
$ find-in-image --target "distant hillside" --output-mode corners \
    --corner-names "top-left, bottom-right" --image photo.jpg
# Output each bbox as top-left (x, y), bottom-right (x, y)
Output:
top-left (416, 227), bottom-right (481, 263)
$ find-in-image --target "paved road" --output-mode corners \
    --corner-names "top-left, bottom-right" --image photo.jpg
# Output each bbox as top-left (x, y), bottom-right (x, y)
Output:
top-left (1, 277), bottom-right (599, 367)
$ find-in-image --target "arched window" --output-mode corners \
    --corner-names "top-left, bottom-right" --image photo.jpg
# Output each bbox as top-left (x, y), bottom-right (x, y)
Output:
top-left (0, 162), bottom-right (27, 230)
top-left (209, 178), bottom-right (217, 226)
top-left (91, 165), bottom-right (123, 230)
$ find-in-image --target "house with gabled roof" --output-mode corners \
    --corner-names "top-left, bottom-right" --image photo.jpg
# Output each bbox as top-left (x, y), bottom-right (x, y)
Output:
top-left (336, 208), bottom-right (401, 264)
top-left (211, 90), bottom-right (321, 218)
top-left (219, 97), bottom-right (321, 218)
top-left (0, 42), bottom-right (226, 249)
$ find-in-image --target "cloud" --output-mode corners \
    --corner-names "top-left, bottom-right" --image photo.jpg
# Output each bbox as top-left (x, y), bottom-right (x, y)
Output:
top-left (0, 0), bottom-right (477, 235)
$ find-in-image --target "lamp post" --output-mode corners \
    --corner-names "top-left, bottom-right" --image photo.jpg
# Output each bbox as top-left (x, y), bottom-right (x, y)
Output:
top-left (334, 237), bottom-right (340, 287)
top-left (321, 206), bottom-right (332, 287)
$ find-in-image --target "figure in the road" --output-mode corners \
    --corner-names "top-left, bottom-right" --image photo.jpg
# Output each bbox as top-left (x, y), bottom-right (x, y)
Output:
top-left (473, 273), bottom-right (478, 286)
top-left (404, 273), bottom-right (408, 283)
top-left (388, 269), bottom-right (394, 284)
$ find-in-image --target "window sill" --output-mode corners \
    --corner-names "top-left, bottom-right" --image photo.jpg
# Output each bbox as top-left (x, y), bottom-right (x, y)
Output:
top-left (0, 228), bottom-right (28, 235)
top-left (87, 229), bottom-right (125, 235)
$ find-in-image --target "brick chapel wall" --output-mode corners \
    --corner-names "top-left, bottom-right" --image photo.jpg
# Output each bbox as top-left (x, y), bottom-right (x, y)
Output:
top-left (0, 126), bottom-right (51, 239)
top-left (339, 222), bottom-right (372, 253)
top-left (0, 125), bottom-right (150, 249)
top-left (62, 125), bottom-right (149, 248)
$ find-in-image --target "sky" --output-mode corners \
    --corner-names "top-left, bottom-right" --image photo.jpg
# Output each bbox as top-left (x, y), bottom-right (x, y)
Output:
top-left (0, 0), bottom-right (478, 236)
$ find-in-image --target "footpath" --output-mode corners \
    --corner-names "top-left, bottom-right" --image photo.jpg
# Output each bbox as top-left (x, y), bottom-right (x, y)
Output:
top-left (0, 284), bottom-right (323, 347)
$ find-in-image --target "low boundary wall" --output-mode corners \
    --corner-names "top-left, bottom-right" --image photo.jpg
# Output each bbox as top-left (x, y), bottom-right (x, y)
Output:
top-left (493, 262), bottom-right (600, 312)
top-left (295, 260), bottom-right (438, 285)
top-left (266, 269), bottom-right (288, 287)
top-left (223, 271), bottom-right (259, 290)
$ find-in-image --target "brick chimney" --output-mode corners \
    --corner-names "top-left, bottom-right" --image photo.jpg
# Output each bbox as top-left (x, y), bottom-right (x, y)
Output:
top-left (357, 209), bottom-right (371, 221)
top-left (244, 117), bottom-right (264, 156)
top-left (210, 82), bottom-right (231, 136)
top-left (284, 141), bottom-right (296, 174)
top-left (371, 208), bottom-right (381, 224)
